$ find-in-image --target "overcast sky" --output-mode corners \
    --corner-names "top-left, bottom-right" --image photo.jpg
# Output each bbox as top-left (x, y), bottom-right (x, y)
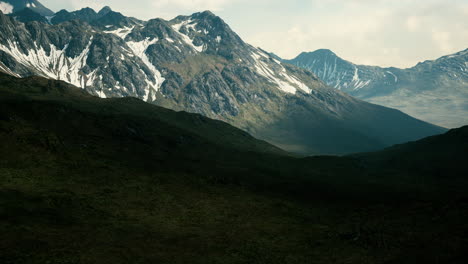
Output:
top-left (41, 0), bottom-right (468, 68)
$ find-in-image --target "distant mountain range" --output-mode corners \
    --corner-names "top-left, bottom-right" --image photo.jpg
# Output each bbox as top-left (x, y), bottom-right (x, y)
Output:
top-left (0, 2), bottom-right (445, 155)
top-left (287, 49), bottom-right (468, 128)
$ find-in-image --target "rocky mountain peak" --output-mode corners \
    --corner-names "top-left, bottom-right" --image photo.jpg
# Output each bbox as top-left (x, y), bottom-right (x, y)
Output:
top-left (173, 10), bottom-right (235, 37)
top-left (50, 9), bottom-right (75, 24)
top-left (294, 49), bottom-right (342, 63)
top-left (188, 10), bottom-right (235, 36)
top-left (51, 6), bottom-right (134, 27)
top-left (92, 10), bottom-right (134, 28)
top-left (0, 0), bottom-right (53, 16)
top-left (78, 7), bottom-right (97, 14)
top-left (195, 10), bottom-right (216, 17)
top-left (73, 7), bottom-right (98, 21)
top-left (311, 49), bottom-right (337, 56)
top-left (51, 7), bottom-right (99, 24)
top-left (7, 7), bottom-right (47, 23)
top-left (98, 6), bottom-right (112, 16)
top-left (168, 10), bottom-right (248, 60)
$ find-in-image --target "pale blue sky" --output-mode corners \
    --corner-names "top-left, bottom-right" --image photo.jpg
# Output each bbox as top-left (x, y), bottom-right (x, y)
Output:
top-left (40, 0), bottom-right (468, 68)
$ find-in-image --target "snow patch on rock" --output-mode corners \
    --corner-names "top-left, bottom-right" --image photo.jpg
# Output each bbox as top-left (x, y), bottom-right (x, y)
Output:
top-left (104, 26), bottom-right (135, 40)
top-left (0, 38), bottom-right (100, 91)
top-left (126, 37), bottom-right (165, 101)
top-left (0, 1), bottom-right (13, 14)
top-left (172, 20), bottom-right (204, 53)
top-left (251, 50), bottom-right (311, 94)
top-left (386, 71), bottom-right (398, 83)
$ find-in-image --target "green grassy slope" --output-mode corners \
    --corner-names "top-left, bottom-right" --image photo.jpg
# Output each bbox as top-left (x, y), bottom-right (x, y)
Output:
top-left (1, 73), bottom-right (467, 263)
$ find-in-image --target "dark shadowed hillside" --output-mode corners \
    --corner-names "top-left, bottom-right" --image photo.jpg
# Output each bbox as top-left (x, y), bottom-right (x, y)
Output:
top-left (1, 74), bottom-right (467, 263)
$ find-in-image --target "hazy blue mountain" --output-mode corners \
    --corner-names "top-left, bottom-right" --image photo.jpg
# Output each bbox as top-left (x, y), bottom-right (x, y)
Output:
top-left (287, 49), bottom-right (468, 128)
top-left (0, 6), bottom-right (446, 155)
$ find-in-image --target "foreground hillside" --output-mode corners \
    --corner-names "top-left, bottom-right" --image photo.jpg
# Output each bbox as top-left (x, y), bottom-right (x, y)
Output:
top-left (0, 7), bottom-right (446, 155)
top-left (1, 74), bottom-right (467, 263)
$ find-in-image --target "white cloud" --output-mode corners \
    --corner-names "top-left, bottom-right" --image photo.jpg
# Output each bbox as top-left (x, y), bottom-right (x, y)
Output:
top-left (147, 0), bottom-right (243, 19)
top-left (151, 0), bottom-right (234, 11)
top-left (432, 31), bottom-right (452, 53)
top-left (0, 1), bottom-right (14, 14)
top-left (245, 0), bottom-right (468, 67)
top-left (68, 0), bottom-right (110, 11)
top-left (406, 16), bottom-right (421, 32)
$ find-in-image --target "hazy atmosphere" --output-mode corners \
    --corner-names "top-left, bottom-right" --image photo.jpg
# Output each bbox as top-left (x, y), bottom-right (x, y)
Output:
top-left (39, 0), bottom-right (468, 68)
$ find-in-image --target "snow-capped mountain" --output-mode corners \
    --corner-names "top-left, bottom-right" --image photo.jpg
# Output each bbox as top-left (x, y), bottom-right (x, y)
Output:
top-left (287, 49), bottom-right (468, 128)
top-left (0, 5), bottom-right (445, 155)
top-left (0, 0), bottom-right (53, 16)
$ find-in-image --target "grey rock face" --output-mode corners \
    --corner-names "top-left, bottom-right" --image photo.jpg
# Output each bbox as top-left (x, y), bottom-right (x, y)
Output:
top-left (0, 8), bottom-right (446, 155)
